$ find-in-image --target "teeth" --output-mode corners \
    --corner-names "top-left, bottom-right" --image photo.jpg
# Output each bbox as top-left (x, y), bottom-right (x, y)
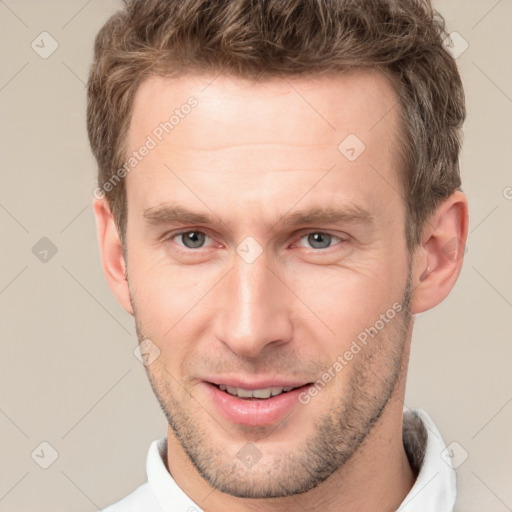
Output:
top-left (229, 386), bottom-right (252, 398)
top-left (253, 388), bottom-right (272, 399)
top-left (218, 385), bottom-right (296, 399)
top-left (271, 387), bottom-right (283, 396)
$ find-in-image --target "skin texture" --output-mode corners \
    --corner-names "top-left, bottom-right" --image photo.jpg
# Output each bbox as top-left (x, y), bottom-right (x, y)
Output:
top-left (94, 71), bottom-right (468, 511)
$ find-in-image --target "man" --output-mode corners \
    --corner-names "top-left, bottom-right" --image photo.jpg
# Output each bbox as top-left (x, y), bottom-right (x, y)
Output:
top-left (87, 0), bottom-right (468, 510)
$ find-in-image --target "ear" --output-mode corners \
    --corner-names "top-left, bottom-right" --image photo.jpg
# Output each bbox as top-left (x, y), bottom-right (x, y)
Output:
top-left (410, 191), bottom-right (469, 314)
top-left (93, 198), bottom-right (133, 315)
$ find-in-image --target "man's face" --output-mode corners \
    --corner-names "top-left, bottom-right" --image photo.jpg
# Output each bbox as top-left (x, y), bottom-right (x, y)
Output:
top-left (124, 71), bottom-right (412, 497)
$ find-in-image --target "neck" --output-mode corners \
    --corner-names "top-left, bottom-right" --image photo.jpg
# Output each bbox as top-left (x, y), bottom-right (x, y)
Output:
top-left (166, 394), bottom-right (415, 512)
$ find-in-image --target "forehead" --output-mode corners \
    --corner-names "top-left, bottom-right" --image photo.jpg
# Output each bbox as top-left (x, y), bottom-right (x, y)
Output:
top-left (129, 70), bottom-right (400, 152)
top-left (125, 71), bottom-right (403, 227)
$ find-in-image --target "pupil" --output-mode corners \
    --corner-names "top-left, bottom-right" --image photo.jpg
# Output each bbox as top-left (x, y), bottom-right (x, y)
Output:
top-left (183, 232), bottom-right (205, 248)
top-left (308, 232), bottom-right (331, 249)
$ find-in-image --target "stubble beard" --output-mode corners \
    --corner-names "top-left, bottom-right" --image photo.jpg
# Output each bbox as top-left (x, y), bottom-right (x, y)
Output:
top-left (131, 276), bottom-right (412, 499)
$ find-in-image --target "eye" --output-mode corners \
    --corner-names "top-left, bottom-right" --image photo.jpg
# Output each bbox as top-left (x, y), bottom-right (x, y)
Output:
top-left (173, 231), bottom-right (209, 249)
top-left (296, 232), bottom-right (343, 250)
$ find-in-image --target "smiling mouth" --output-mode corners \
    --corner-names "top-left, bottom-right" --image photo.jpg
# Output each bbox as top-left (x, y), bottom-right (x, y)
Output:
top-left (212, 383), bottom-right (309, 399)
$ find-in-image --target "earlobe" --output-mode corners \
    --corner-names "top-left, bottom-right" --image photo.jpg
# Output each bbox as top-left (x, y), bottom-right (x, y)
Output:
top-left (410, 191), bottom-right (469, 314)
top-left (93, 198), bottom-right (134, 315)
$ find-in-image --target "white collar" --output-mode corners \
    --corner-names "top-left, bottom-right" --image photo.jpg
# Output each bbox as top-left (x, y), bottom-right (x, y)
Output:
top-left (398, 408), bottom-right (457, 511)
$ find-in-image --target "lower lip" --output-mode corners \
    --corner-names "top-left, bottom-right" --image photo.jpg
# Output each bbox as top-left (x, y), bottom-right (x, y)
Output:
top-left (203, 382), bottom-right (311, 427)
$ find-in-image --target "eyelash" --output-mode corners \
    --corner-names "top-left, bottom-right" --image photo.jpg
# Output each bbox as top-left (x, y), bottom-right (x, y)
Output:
top-left (165, 229), bottom-right (347, 253)
top-left (292, 230), bottom-right (346, 250)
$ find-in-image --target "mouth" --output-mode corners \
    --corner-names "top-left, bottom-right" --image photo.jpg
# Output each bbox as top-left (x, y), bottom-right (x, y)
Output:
top-left (214, 383), bottom-right (303, 400)
top-left (203, 380), bottom-right (313, 427)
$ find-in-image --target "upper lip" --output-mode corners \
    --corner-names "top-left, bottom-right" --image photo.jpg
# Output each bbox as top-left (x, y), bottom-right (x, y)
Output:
top-left (205, 376), bottom-right (312, 389)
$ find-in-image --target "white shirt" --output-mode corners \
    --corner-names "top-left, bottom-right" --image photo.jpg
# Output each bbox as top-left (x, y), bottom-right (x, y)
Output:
top-left (102, 409), bottom-right (456, 512)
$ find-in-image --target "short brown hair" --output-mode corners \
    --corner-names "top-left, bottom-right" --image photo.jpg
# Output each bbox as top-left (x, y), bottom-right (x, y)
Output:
top-left (87, 0), bottom-right (465, 248)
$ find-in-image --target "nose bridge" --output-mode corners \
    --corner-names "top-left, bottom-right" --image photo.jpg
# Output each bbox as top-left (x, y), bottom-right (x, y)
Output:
top-left (215, 252), bottom-right (292, 357)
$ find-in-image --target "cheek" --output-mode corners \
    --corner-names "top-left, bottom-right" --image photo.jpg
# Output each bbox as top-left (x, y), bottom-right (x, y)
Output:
top-left (128, 257), bottom-right (220, 357)
top-left (129, 247), bottom-right (203, 310)
top-left (286, 257), bottom-right (407, 345)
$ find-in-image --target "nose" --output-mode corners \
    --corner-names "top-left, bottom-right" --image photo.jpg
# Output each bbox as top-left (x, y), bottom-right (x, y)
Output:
top-left (213, 251), bottom-right (294, 358)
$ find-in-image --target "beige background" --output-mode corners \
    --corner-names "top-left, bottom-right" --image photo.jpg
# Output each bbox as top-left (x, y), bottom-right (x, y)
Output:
top-left (1, 1), bottom-right (511, 510)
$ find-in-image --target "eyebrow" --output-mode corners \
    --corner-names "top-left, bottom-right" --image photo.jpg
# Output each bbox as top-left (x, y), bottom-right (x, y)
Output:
top-left (143, 202), bottom-right (373, 229)
top-left (281, 206), bottom-right (373, 227)
top-left (144, 204), bottom-right (216, 226)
